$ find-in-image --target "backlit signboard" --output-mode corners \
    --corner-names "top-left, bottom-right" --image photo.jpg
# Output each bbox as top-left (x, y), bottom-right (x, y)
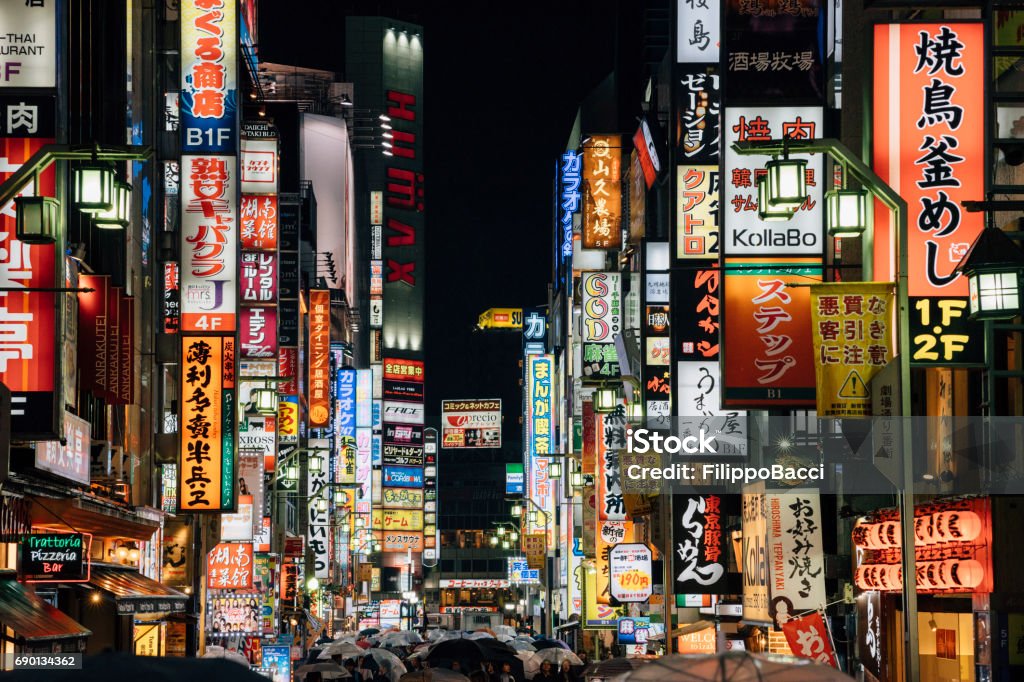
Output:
top-left (441, 399), bottom-right (502, 449)
top-left (181, 0), bottom-right (237, 153)
top-left (20, 533), bottom-right (91, 583)
top-left (181, 155), bottom-right (238, 332)
top-left (308, 290), bottom-right (331, 427)
top-left (581, 136), bottom-right (622, 249)
top-left (179, 336), bottom-right (236, 511)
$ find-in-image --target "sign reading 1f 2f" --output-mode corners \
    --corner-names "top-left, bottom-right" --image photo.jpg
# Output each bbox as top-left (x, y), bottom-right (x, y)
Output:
top-left (180, 0), bottom-right (238, 153)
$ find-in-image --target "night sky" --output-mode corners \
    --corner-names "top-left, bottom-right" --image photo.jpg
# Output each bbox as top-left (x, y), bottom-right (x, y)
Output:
top-left (260, 1), bottom-right (619, 415)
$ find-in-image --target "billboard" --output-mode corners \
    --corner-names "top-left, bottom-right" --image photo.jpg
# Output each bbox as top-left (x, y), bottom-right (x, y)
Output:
top-left (676, 166), bottom-right (719, 260)
top-left (307, 290), bottom-right (330, 427)
top-left (240, 307), bottom-right (276, 358)
top-left (581, 272), bottom-right (621, 380)
top-left (240, 139), bottom-right (279, 195)
top-left (766, 492), bottom-right (826, 630)
top-left (675, 67), bottom-right (720, 166)
top-left (581, 136), bottom-right (622, 249)
top-left (809, 283), bottom-right (895, 417)
top-left (441, 399), bottom-right (502, 449)
top-left (240, 195), bottom-right (278, 250)
top-left (383, 466), bottom-right (423, 488)
top-left (673, 494), bottom-right (737, 594)
top-left (722, 259), bottom-right (821, 407)
top-left (723, 107), bottom-right (824, 256)
top-left (609, 544), bottom-right (653, 603)
top-left (505, 463), bottom-right (525, 495)
top-left (181, 0), bottom-right (237, 154)
top-left (307, 438), bottom-right (330, 579)
top-left (181, 155), bottom-right (238, 332)
top-left (207, 542), bottom-right (252, 590)
top-left (741, 485), bottom-right (770, 623)
top-left (873, 23), bottom-right (983, 299)
top-left (677, 0), bottom-right (720, 63)
top-left (240, 252), bottom-right (278, 303)
top-left (0, 137), bottom-right (58, 438)
top-left (0, 1), bottom-right (56, 88)
top-left (179, 337), bottom-right (236, 511)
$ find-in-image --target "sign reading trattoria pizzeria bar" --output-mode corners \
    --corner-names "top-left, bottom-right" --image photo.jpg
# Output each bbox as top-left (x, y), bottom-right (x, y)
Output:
top-left (20, 532), bottom-right (91, 583)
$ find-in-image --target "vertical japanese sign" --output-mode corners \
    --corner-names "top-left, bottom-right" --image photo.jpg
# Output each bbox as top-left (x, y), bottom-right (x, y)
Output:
top-left (240, 195), bottom-right (278, 251)
top-left (527, 355), bottom-right (555, 543)
top-left (180, 0), bottom-right (237, 154)
top-left (676, 167), bottom-right (719, 259)
top-left (77, 274), bottom-right (110, 400)
top-left (724, 0), bottom-right (824, 101)
top-left (240, 252), bottom-right (278, 303)
top-left (677, 0), bottom-right (720, 63)
top-left (809, 283), bottom-right (894, 417)
top-left (179, 337), bottom-right (236, 511)
top-left (722, 259), bottom-right (820, 408)
top-left (336, 366), bottom-right (357, 484)
top-left (675, 68), bottom-right (720, 165)
top-left (307, 438), bottom-right (329, 579)
top-left (723, 107), bottom-right (824, 256)
top-left (596, 404), bottom-right (627, 522)
top-left (873, 24), bottom-right (985, 364)
top-left (560, 151), bottom-right (581, 260)
top-left (240, 307), bottom-right (276, 358)
top-left (0, 137), bottom-right (57, 438)
top-left (766, 492), bottom-right (826, 629)
top-left (595, 520), bottom-right (632, 605)
top-left (581, 272), bottom-right (621, 380)
top-left (673, 494), bottom-right (736, 594)
top-left (741, 484), bottom-right (770, 623)
top-left (308, 290), bottom-right (331, 428)
top-left (180, 155), bottom-right (238, 332)
top-left (581, 136), bottom-right (622, 250)
top-left (782, 612), bottom-right (839, 668)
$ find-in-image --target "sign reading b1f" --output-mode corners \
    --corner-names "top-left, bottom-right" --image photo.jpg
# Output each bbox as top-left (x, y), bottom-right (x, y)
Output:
top-left (180, 0), bottom-right (237, 153)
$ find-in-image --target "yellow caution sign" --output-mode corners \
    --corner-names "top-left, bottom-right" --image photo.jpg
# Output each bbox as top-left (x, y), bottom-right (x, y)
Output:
top-left (838, 370), bottom-right (869, 399)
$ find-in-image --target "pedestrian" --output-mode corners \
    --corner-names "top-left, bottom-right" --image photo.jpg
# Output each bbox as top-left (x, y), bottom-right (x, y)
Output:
top-left (451, 661), bottom-right (462, 674)
top-left (483, 661), bottom-right (498, 682)
top-left (576, 652), bottom-right (589, 667)
top-left (497, 661), bottom-right (517, 682)
top-left (557, 660), bottom-right (577, 682)
top-left (344, 658), bottom-right (362, 682)
top-left (535, 660), bottom-right (558, 682)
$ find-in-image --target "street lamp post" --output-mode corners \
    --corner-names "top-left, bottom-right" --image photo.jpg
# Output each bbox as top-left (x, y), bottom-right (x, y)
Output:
top-left (732, 138), bottom-right (919, 681)
top-left (516, 497), bottom-right (551, 636)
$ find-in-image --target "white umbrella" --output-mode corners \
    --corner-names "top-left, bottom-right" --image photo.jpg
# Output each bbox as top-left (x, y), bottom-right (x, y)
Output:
top-left (614, 652), bottom-right (854, 681)
top-left (530, 650), bottom-right (582, 666)
top-left (509, 640), bottom-right (537, 652)
top-left (361, 648), bottom-right (409, 682)
top-left (319, 641), bottom-right (366, 660)
top-left (298, 661), bottom-right (352, 680)
top-left (426, 629), bottom-right (448, 642)
top-left (495, 625), bottom-right (517, 638)
top-left (466, 631), bottom-right (494, 640)
top-left (201, 644), bottom-right (252, 668)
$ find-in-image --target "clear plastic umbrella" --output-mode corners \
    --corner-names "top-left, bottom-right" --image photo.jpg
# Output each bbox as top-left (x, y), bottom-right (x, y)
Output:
top-left (613, 652), bottom-right (855, 681)
top-left (495, 625), bottom-right (517, 638)
top-left (297, 661), bottom-right (352, 680)
top-left (319, 641), bottom-right (366, 660)
top-left (201, 645), bottom-right (252, 668)
top-left (466, 631), bottom-right (495, 640)
top-left (361, 647), bottom-right (409, 682)
top-left (509, 640), bottom-right (537, 652)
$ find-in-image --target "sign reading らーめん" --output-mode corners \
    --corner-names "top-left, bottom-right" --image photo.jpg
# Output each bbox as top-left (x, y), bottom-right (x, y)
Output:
top-left (20, 532), bottom-right (91, 583)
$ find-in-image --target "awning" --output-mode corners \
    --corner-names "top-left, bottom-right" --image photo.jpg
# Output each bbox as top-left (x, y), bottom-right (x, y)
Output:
top-left (88, 565), bottom-right (188, 615)
top-left (30, 496), bottom-right (160, 541)
top-left (0, 574), bottom-right (91, 643)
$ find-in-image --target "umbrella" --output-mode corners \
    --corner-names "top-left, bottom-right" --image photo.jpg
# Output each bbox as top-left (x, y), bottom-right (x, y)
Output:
top-left (400, 669), bottom-right (471, 682)
top-left (495, 625), bottom-right (517, 638)
top-left (509, 640), bottom-right (537, 652)
top-left (427, 629), bottom-right (449, 642)
top-left (357, 639), bottom-right (374, 649)
top-left (529, 650), bottom-right (583, 667)
top-left (582, 657), bottom-right (648, 680)
top-left (319, 641), bottom-right (367, 660)
top-left (381, 630), bottom-right (424, 646)
top-left (0, 652), bottom-right (271, 682)
top-left (531, 638), bottom-right (570, 651)
top-left (201, 645), bottom-right (252, 668)
top-left (361, 647), bottom-right (409, 682)
top-left (615, 652), bottom-right (855, 681)
top-left (466, 631), bottom-right (495, 640)
top-left (425, 638), bottom-right (524, 680)
top-left (297, 662), bottom-right (353, 680)
top-left (361, 628), bottom-right (383, 636)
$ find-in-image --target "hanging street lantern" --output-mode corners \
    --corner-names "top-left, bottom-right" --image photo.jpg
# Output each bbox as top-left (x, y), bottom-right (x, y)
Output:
top-left (826, 189), bottom-right (868, 237)
top-left (764, 157), bottom-right (808, 210)
top-left (757, 177), bottom-right (797, 222)
top-left (14, 195), bottom-right (60, 244)
top-left (252, 387), bottom-right (278, 416)
top-left (73, 162), bottom-right (115, 213)
top-left (956, 226), bottom-right (1024, 320)
top-left (92, 179), bottom-right (132, 229)
top-left (593, 386), bottom-right (618, 413)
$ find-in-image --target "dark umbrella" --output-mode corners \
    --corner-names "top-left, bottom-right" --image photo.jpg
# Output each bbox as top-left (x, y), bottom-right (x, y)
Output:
top-left (426, 638), bottom-right (524, 681)
top-left (1, 652), bottom-right (269, 682)
top-left (531, 638), bottom-right (570, 651)
top-left (361, 628), bottom-right (383, 636)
